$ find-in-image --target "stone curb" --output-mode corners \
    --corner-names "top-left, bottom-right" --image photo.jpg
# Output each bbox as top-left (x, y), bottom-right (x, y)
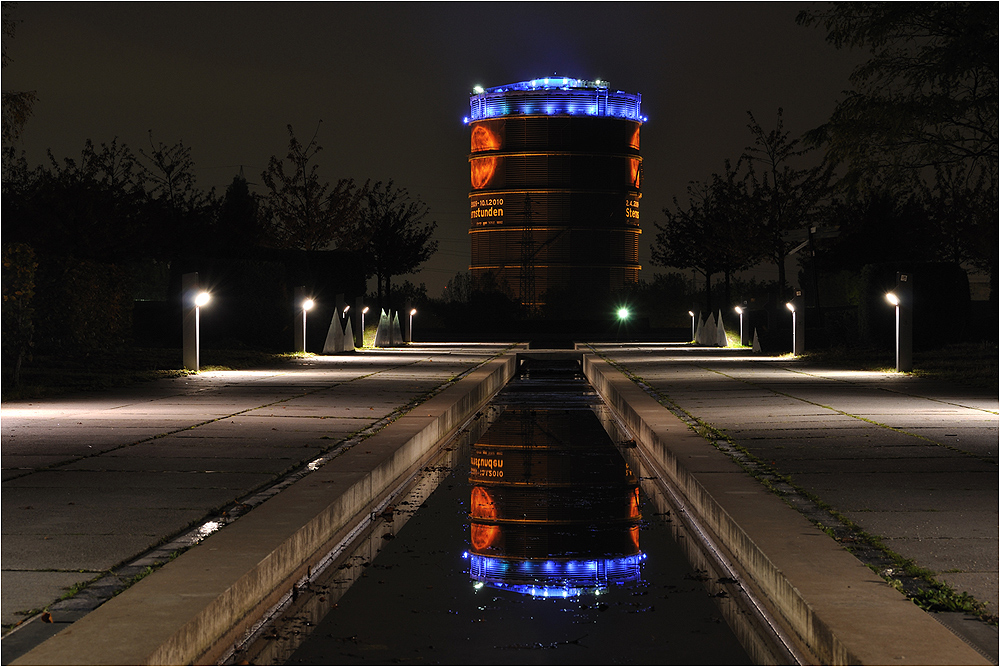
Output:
top-left (582, 354), bottom-right (989, 666)
top-left (11, 355), bottom-right (517, 666)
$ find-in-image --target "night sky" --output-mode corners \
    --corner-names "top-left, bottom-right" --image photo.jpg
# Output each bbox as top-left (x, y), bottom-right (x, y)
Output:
top-left (3, 2), bottom-right (861, 296)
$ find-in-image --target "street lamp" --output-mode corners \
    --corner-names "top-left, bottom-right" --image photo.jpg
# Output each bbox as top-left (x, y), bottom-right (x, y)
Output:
top-left (886, 272), bottom-right (912, 372)
top-left (734, 306), bottom-right (744, 347)
top-left (408, 308), bottom-right (417, 343)
top-left (688, 311), bottom-right (696, 342)
top-left (785, 300), bottom-right (800, 355)
top-left (786, 290), bottom-right (805, 355)
top-left (294, 286), bottom-right (314, 353)
top-left (183, 272), bottom-right (211, 371)
top-left (617, 307), bottom-right (630, 321)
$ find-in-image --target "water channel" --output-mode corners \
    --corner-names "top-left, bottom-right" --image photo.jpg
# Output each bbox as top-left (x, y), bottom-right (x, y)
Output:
top-left (236, 359), bottom-right (759, 665)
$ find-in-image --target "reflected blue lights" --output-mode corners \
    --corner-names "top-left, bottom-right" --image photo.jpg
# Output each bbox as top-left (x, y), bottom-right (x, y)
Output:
top-left (466, 553), bottom-right (647, 598)
top-left (466, 76), bottom-right (645, 123)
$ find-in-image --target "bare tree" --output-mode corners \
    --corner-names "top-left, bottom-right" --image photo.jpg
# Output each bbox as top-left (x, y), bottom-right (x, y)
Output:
top-left (260, 123), bottom-right (365, 251)
top-left (361, 180), bottom-right (438, 308)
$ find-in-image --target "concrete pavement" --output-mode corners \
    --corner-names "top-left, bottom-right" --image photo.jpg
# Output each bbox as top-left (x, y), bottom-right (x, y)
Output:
top-left (2, 341), bottom-right (997, 664)
top-left (590, 343), bottom-right (998, 659)
top-left (2, 343), bottom-right (512, 662)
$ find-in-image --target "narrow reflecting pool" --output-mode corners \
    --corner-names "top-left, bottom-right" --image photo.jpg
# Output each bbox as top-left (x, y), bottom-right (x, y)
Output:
top-left (283, 361), bottom-right (751, 665)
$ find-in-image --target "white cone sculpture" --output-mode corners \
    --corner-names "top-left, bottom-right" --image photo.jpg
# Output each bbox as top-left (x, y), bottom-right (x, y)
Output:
top-left (716, 310), bottom-right (728, 347)
top-left (343, 318), bottom-right (355, 352)
top-left (374, 309), bottom-right (391, 348)
top-left (323, 312), bottom-right (345, 353)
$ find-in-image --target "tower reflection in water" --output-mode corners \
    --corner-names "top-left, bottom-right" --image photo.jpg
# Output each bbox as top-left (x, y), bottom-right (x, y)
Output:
top-left (465, 408), bottom-right (645, 598)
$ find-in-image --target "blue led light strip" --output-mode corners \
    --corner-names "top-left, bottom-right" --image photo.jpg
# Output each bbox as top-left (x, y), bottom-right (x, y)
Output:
top-left (464, 552), bottom-right (647, 597)
top-left (467, 76), bottom-right (645, 123)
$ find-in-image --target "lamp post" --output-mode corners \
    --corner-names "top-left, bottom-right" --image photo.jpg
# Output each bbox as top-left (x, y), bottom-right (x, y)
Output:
top-left (734, 306), bottom-right (744, 347)
top-left (353, 297), bottom-right (366, 349)
top-left (886, 272), bottom-right (913, 372)
top-left (408, 308), bottom-right (417, 343)
top-left (786, 290), bottom-right (804, 355)
top-left (182, 272), bottom-right (210, 371)
top-left (294, 286), bottom-right (314, 353)
top-left (361, 306), bottom-right (370, 347)
top-left (688, 311), bottom-right (696, 342)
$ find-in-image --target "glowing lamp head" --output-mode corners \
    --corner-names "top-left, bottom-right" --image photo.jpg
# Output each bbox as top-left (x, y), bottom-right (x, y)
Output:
top-left (409, 308), bottom-right (417, 316)
top-left (688, 311), bottom-right (695, 317)
top-left (362, 306), bottom-right (370, 314)
top-left (617, 307), bottom-right (630, 321)
top-left (473, 85), bottom-right (484, 94)
top-left (302, 299), bottom-right (315, 311)
top-left (785, 302), bottom-right (796, 312)
top-left (194, 291), bottom-right (211, 308)
top-left (342, 304), bottom-right (349, 314)
top-left (734, 306), bottom-right (743, 315)
top-left (886, 292), bottom-right (900, 306)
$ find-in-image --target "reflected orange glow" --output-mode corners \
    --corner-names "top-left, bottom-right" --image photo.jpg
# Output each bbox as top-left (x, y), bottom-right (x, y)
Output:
top-left (471, 486), bottom-right (498, 519)
top-left (470, 486), bottom-right (500, 550)
top-left (629, 125), bottom-right (640, 150)
top-left (471, 523), bottom-right (501, 550)
top-left (629, 488), bottom-right (641, 550)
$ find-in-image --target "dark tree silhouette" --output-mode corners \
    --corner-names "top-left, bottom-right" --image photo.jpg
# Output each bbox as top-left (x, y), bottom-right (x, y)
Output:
top-left (260, 123), bottom-right (365, 251)
top-left (2, 3), bottom-right (37, 149)
top-left (214, 172), bottom-right (264, 255)
top-left (798, 3), bottom-right (997, 299)
top-left (797, 2), bottom-right (997, 185)
top-left (652, 182), bottom-right (721, 312)
top-left (652, 160), bottom-right (765, 311)
top-left (745, 109), bottom-right (832, 301)
top-left (7, 139), bottom-right (150, 262)
top-left (361, 180), bottom-right (438, 308)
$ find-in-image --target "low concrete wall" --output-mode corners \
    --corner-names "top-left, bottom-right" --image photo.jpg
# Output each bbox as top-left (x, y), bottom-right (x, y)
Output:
top-left (582, 354), bottom-right (988, 666)
top-left (13, 355), bottom-right (517, 666)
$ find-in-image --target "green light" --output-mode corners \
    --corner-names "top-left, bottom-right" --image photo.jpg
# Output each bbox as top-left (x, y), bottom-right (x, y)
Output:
top-left (617, 307), bottom-right (630, 321)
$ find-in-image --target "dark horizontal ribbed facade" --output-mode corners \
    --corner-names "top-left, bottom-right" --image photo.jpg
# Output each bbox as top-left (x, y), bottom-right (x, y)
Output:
top-left (467, 76), bottom-right (644, 307)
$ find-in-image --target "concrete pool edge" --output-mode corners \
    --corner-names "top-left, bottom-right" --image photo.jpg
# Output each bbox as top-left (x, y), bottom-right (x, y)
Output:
top-left (10, 354), bottom-right (518, 666)
top-left (582, 353), bottom-right (990, 666)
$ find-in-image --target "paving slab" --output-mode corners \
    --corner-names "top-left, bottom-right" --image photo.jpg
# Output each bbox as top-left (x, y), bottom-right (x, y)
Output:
top-left (1, 344), bottom-right (510, 647)
top-left (1, 572), bottom-right (97, 626)
top-left (593, 343), bottom-right (999, 630)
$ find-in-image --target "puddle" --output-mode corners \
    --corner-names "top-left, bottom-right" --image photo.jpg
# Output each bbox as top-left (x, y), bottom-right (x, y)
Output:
top-left (235, 360), bottom-right (754, 665)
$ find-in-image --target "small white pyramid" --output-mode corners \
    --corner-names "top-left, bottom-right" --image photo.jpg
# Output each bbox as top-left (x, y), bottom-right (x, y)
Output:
top-left (343, 318), bottom-right (355, 352)
top-left (323, 312), bottom-right (345, 353)
top-left (374, 309), bottom-right (391, 347)
top-left (702, 313), bottom-right (716, 346)
top-left (752, 328), bottom-right (761, 353)
top-left (716, 310), bottom-right (728, 347)
top-left (693, 314), bottom-right (703, 343)
top-left (391, 312), bottom-right (402, 345)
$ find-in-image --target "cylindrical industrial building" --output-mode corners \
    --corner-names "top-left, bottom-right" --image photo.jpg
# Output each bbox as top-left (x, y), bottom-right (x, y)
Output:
top-left (466, 76), bottom-right (645, 308)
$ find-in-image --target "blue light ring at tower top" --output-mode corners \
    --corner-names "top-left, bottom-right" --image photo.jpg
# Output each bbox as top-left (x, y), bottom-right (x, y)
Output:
top-left (469, 77), bottom-right (644, 122)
